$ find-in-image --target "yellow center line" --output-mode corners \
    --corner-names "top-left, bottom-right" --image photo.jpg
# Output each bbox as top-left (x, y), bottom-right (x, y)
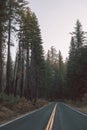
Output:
top-left (45, 104), bottom-right (57, 130)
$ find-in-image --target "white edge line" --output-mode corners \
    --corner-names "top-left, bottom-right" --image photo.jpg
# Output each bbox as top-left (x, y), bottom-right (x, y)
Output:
top-left (63, 103), bottom-right (87, 117)
top-left (0, 103), bottom-right (52, 127)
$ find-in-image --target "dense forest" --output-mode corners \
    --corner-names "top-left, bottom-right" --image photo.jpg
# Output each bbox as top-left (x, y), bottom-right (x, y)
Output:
top-left (0, 0), bottom-right (87, 103)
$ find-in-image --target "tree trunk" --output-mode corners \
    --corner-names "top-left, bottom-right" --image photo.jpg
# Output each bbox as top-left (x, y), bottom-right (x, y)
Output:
top-left (0, 32), bottom-right (3, 93)
top-left (20, 50), bottom-right (24, 98)
top-left (26, 45), bottom-right (31, 99)
top-left (14, 43), bottom-right (21, 97)
top-left (6, 10), bottom-right (11, 95)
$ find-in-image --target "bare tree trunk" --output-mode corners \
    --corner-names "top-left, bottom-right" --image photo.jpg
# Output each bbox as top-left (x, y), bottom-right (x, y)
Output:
top-left (11, 53), bottom-right (18, 94)
top-left (20, 50), bottom-right (24, 98)
top-left (12, 53), bottom-right (18, 96)
top-left (0, 32), bottom-right (3, 93)
top-left (6, 3), bottom-right (11, 95)
top-left (6, 37), bottom-right (11, 95)
top-left (14, 43), bottom-right (21, 97)
top-left (26, 44), bottom-right (31, 99)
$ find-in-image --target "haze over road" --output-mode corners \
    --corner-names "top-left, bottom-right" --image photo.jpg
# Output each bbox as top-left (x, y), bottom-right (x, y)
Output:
top-left (0, 102), bottom-right (87, 130)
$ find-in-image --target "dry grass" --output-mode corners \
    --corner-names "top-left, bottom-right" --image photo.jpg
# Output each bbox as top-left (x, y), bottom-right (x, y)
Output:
top-left (78, 106), bottom-right (87, 113)
top-left (65, 100), bottom-right (87, 114)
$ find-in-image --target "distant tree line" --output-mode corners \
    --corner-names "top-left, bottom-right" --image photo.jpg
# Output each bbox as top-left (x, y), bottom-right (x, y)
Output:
top-left (0, 0), bottom-right (87, 102)
top-left (43, 20), bottom-right (87, 101)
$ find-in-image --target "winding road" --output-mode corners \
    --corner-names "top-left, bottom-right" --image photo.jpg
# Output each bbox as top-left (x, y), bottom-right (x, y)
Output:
top-left (0, 102), bottom-right (87, 130)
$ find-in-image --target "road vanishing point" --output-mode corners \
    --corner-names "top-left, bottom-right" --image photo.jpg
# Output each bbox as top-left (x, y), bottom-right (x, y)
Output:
top-left (0, 102), bottom-right (87, 130)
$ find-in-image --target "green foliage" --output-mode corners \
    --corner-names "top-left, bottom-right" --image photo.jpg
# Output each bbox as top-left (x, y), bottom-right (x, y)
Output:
top-left (0, 93), bottom-right (20, 104)
top-left (66, 20), bottom-right (87, 100)
top-left (71, 20), bottom-right (86, 49)
top-left (44, 47), bottom-right (65, 100)
top-left (67, 46), bottom-right (87, 100)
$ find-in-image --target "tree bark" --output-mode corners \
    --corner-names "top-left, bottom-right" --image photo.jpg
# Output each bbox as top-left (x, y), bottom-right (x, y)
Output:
top-left (6, 8), bottom-right (11, 95)
top-left (0, 32), bottom-right (3, 93)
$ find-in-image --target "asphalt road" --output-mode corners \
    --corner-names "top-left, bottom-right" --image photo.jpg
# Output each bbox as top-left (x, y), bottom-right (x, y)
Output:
top-left (0, 102), bottom-right (55, 130)
top-left (0, 102), bottom-right (87, 130)
top-left (53, 102), bottom-right (87, 130)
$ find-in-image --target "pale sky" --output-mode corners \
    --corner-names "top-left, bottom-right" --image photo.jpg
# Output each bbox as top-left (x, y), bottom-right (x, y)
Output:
top-left (27, 0), bottom-right (87, 59)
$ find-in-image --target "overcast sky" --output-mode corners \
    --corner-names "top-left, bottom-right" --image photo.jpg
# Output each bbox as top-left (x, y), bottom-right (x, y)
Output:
top-left (27, 0), bottom-right (87, 59)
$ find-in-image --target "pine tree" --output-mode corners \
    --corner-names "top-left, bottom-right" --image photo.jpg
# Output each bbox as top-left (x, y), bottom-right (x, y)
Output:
top-left (66, 37), bottom-right (76, 99)
top-left (72, 20), bottom-right (86, 49)
top-left (44, 51), bottom-right (54, 99)
top-left (22, 8), bottom-right (31, 99)
top-left (44, 48), bottom-right (65, 100)
top-left (30, 13), bottom-right (44, 103)
top-left (57, 51), bottom-right (64, 99)
top-left (6, 0), bottom-right (27, 95)
top-left (66, 20), bottom-right (87, 100)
